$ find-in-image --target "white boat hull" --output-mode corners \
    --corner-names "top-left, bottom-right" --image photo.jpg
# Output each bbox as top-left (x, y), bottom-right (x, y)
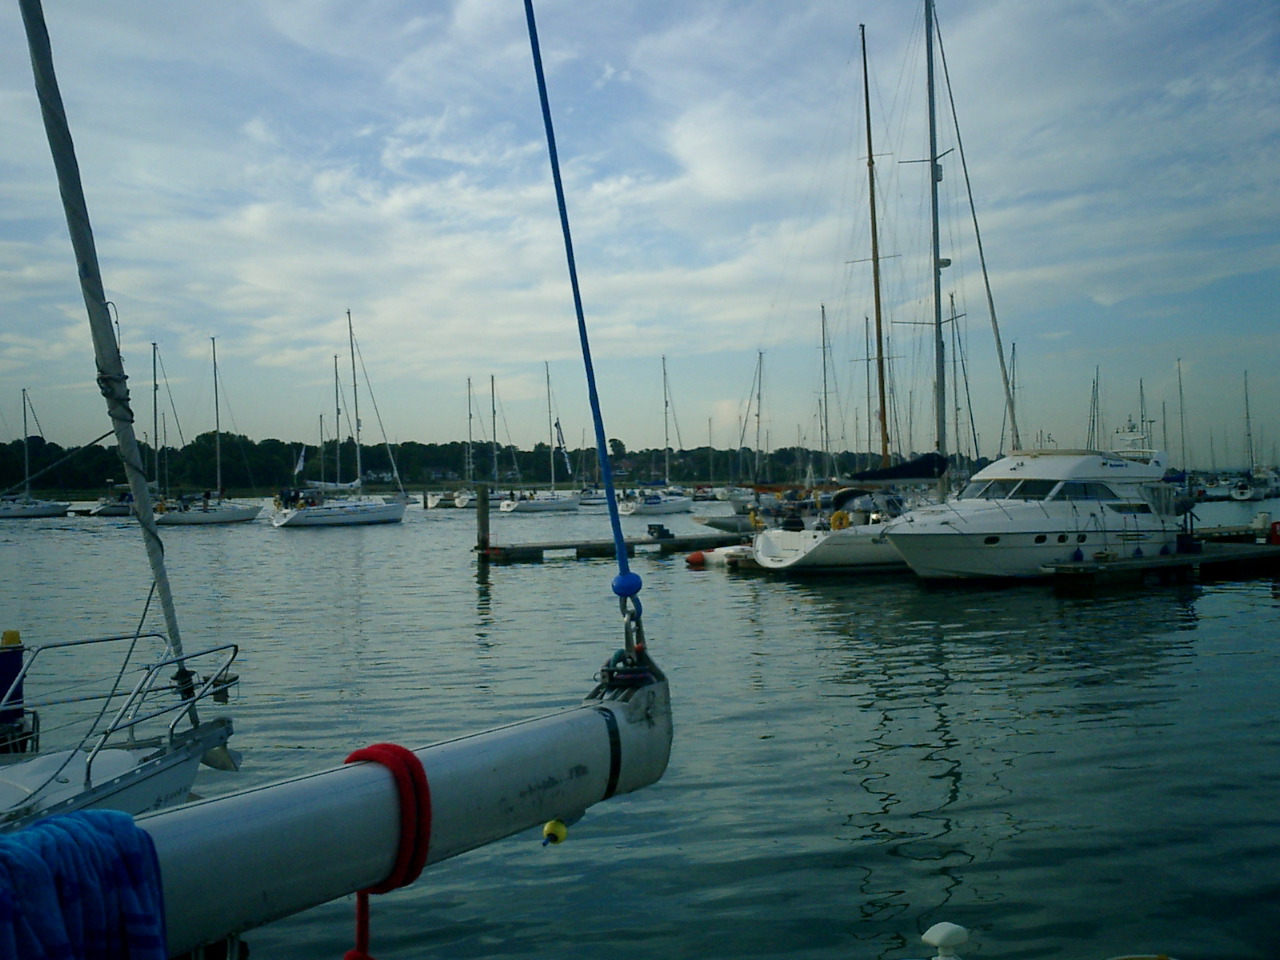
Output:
top-left (752, 524), bottom-right (906, 572)
top-left (499, 496), bottom-right (580, 513)
top-left (619, 495), bottom-right (692, 516)
top-left (156, 501), bottom-right (262, 525)
top-left (0, 498), bottom-right (70, 518)
top-left (272, 500), bottom-right (406, 526)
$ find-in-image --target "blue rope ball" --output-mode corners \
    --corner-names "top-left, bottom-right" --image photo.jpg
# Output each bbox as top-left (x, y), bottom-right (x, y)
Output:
top-left (612, 571), bottom-right (642, 598)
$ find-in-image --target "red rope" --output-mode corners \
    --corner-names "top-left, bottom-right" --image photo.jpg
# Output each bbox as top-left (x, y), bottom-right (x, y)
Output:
top-left (342, 743), bottom-right (431, 960)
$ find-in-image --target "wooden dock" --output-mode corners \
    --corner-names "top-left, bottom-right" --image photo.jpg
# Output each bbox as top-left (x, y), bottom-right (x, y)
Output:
top-left (478, 530), bottom-right (746, 565)
top-left (1047, 540), bottom-right (1280, 590)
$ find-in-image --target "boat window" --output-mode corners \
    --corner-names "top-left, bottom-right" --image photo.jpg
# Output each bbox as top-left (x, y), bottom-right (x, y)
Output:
top-left (1057, 534), bottom-right (1068, 543)
top-left (1034, 534), bottom-right (1047, 544)
top-left (959, 479), bottom-right (1020, 500)
top-left (1053, 481), bottom-right (1121, 501)
top-left (1008, 480), bottom-right (1059, 501)
top-left (984, 536), bottom-right (1000, 545)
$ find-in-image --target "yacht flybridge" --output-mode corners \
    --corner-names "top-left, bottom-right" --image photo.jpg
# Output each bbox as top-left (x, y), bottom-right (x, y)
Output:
top-left (884, 446), bottom-right (1180, 579)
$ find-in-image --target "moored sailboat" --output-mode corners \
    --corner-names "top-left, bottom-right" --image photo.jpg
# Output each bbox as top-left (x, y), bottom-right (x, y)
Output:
top-left (273, 312), bottom-right (407, 527)
top-left (619, 357), bottom-right (691, 516)
top-left (500, 363), bottom-right (579, 513)
top-left (0, 390), bottom-right (70, 519)
top-left (155, 338), bottom-right (261, 525)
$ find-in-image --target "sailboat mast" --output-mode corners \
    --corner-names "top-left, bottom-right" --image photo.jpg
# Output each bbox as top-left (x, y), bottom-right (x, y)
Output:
top-left (926, 0), bottom-right (947, 464)
top-left (662, 355), bottom-right (671, 485)
top-left (333, 354), bottom-right (341, 484)
top-left (490, 374), bottom-right (499, 483)
top-left (861, 24), bottom-right (891, 468)
top-left (544, 361), bottom-right (555, 491)
top-left (347, 311), bottom-right (362, 487)
top-left (1243, 371), bottom-right (1255, 471)
top-left (152, 341), bottom-right (159, 481)
top-left (211, 337), bottom-right (221, 496)
top-left (754, 350), bottom-right (763, 480)
top-left (20, 0), bottom-right (194, 685)
top-left (466, 377), bottom-right (474, 485)
top-left (21, 389), bottom-right (31, 498)
top-left (820, 304), bottom-right (832, 478)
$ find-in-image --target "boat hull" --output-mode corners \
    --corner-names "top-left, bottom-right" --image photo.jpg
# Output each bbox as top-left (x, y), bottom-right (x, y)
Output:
top-left (499, 497), bottom-right (580, 513)
top-left (272, 500), bottom-right (406, 527)
top-left (156, 501), bottom-right (262, 525)
top-left (752, 525), bottom-right (906, 572)
top-left (619, 496), bottom-right (692, 516)
top-left (886, 513), bottom-right (1180, 579)
top-left (0, 499), bottom-right (70, 518)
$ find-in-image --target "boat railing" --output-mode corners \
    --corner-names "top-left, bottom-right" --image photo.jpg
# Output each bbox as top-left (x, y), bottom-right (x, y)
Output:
top-left (0, 633), bottom-right (238, 773)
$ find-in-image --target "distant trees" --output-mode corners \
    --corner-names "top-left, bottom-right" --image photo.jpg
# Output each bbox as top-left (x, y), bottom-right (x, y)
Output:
top-left (0, 431), bottom-right (978, 496)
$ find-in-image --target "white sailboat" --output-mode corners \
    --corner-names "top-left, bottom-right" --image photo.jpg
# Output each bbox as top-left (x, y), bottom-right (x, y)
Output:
top-left (0, 390), bottom-right (70, 519)
top-left (619, 356), bottom-right (692, 516)
top-left (273, 312), bottom-right (407, 527)
top-left (500, 363), bottom-right (579, 513)
top-left (155, 338), bottom-right (261, 525)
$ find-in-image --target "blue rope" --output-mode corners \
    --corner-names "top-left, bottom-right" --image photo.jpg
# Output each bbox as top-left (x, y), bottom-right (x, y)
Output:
top-left (524, 0), bottom-right (642, 613)
top-left (0, 809), bottom-right (167, 959)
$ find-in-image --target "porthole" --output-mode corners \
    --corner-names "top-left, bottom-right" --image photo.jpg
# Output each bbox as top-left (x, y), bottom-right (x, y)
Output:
top-left (1076, 533), bottom-right (1087, 543)
top-left (1034, 534), bottom-right (1047, 544)
top-left (984, 536), bottom-right (1000, 545)
top-left (1057, 534), bottom-right (1068, 543)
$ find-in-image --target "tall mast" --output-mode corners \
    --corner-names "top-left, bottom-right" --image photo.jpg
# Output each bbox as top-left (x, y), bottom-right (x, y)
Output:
top-left (754, 350), bottom-right (763, 481)
top-left (1176, 358), bottom-right (1187, 474)
top-left (490, 374), bottom-right (499, 483)
top-left (926, 0), bottom-right (947, 466)
top-left (820, 303), bottom-right (832, 478)
top-left (152, 341), bottom-right (159, 481)
top-left (662, 355), bottom-right (671, 485)
top-left (333, 354), bottom-right (341, 483)
top-left (1243, 370), bottom-right (1255, 472)
top-left (20, 0), bottom-right (195, 687)
top-left (544, 361), bottom-right (555, 490)
top-left (466, 377), bottom-right (474, 485)
top-left (861, 24), bottom-right (891, 468)
top-left (21, 389), bottom-right (31, 498)
top-left (211, 337), bottom-right (221, 496)
top-left (347, 310), bottom-right (362, 488)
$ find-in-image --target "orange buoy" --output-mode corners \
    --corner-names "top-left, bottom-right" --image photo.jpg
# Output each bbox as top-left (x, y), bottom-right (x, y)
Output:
top-left (686, 551), bottom-right (706, 567)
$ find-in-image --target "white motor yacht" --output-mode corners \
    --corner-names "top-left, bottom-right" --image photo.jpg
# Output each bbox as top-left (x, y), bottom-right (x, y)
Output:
top-left (884, 447), bottom-right (1180, 579)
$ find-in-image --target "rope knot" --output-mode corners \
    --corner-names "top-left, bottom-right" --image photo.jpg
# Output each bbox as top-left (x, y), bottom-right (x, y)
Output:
top-left (341, 743), bottom-right (431, 960)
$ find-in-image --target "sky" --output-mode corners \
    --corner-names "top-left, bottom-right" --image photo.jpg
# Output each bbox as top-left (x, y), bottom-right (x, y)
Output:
top-left (0, 0), bottom-right (1276, 473)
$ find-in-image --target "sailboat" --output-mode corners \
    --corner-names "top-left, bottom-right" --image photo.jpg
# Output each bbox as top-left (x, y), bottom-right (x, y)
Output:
top-left (751, 24), bottom-right (912, 572)
top-left (619, 356), bottom-right (692, 516)
top-left (0, 389), bottom-right (70, 518)
top-left (155, 338), bottom-right (262, 525)
top-left (272, 312), bottom-right (407, 527)
top-left (500, 363), bottom-right (580, 513)
top-left (9, 0), bottom-right (241, 829)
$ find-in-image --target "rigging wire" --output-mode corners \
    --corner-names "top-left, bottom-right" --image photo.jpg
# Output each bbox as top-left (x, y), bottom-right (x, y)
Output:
top-left (523, 0), bottom-right (641, 616)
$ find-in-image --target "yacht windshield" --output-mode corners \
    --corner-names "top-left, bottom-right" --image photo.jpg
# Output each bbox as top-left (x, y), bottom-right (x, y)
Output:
top-left (1006, 480), bottom-right (1059, 501)
top-left (1052, 481), bottom-right (1120, 500)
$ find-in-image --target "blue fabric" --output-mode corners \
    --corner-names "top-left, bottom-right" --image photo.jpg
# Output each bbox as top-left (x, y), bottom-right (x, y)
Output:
top-left (0, 809), bottom-right (166, 959)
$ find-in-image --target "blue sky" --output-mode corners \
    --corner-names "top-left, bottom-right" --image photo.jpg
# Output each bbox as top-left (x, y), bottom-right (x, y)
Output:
top-left (1, 0), bottom-right (1276, 473)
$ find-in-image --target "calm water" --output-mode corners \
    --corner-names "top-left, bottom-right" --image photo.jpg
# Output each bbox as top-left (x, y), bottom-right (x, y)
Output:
top-left (2, 503), bottom-right (1277, 959)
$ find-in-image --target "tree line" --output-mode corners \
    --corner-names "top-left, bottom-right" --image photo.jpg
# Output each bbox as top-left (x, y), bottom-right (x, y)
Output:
top-left (2, 431), bottom-right (974, 497)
